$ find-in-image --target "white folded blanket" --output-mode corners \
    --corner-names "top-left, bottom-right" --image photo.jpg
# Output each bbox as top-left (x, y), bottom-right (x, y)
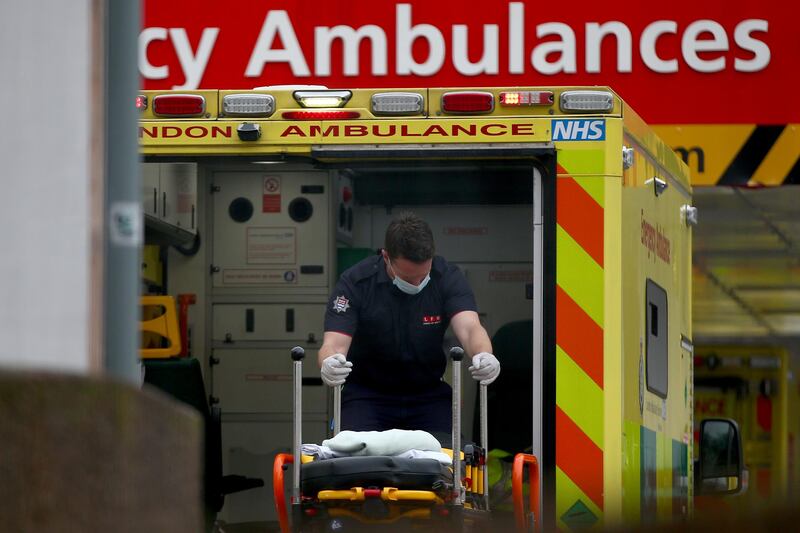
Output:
top-left (323, 429), bottom-right (442, 456)
top-left (301, 443), bottom-right (452, 465)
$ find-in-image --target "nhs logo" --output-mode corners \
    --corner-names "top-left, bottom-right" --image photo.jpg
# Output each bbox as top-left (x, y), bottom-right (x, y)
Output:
top-left (552, 119), bottom-right (606, 141)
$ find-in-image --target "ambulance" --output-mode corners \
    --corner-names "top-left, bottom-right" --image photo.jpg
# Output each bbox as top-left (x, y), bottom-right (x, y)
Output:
top-left (137, 86), bottom-right (742, 530)
top-left (693, 345), bottom-right (800, 512)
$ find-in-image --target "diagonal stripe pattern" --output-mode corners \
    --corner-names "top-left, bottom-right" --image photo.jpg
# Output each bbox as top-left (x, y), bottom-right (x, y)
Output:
top-left (556, 169), bottom-right (605, 523)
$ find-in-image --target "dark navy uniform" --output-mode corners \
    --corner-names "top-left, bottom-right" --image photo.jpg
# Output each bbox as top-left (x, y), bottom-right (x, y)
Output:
top-left (324, 254), bottom-right (477, 434)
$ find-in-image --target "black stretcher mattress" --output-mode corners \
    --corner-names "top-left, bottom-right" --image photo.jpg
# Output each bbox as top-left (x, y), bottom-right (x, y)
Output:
top-left (300, 456), bottom-right (449, 494)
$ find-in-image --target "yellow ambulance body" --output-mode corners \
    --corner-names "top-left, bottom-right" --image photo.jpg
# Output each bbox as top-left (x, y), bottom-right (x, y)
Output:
top-left (138, 86), bottom-right (704, 529)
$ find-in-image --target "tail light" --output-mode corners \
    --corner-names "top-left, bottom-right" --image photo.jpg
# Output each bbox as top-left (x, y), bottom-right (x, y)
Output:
top-left (152, 94), bottom-right (206, 117)
top-left (441, 91), bottom-right (494, 113)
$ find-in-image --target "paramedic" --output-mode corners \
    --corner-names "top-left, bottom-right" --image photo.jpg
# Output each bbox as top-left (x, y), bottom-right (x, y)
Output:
top-left (318, 212), bottom-right (500, 436)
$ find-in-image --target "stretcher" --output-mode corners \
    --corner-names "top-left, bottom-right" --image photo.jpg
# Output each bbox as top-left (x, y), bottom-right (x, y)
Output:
top-left (272, 346), bottom-right (492, 532)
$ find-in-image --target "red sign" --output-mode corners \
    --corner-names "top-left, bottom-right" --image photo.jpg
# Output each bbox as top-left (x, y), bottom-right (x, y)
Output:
top-left (141, 1), bottom-right (798, 124)
top-left (263, 176), bottom-right (281, 213)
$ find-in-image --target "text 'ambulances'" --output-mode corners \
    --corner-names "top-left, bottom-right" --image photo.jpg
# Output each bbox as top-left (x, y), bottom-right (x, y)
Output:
top-left (641, 210), bottom-right (671, 264)
top-left (139, 2), bottom-right (771, 90)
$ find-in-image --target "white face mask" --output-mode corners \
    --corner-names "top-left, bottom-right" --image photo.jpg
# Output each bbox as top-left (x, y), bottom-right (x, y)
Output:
top-left (389, 262), bottom-right (430, 295)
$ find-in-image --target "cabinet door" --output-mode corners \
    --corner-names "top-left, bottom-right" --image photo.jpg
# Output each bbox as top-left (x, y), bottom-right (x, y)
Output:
top-left (141, 162), bottom-right (160, 217)
top-left (213, 304), bottom-right (325, 344)
top-left (211, 348), bottom-right (327, 414)
top-left (212, 171), bottom-right (330, 288)
top-left (160, 163), bottom-right (197, 232)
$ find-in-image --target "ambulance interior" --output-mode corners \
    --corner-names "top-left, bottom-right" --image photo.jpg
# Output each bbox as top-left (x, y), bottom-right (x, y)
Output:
top-left (143, 158), bottom-right (538, 524)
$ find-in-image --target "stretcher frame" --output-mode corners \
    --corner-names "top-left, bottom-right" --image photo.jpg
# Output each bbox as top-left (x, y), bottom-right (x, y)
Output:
top-left (273, 346), bottom-right (491, 531)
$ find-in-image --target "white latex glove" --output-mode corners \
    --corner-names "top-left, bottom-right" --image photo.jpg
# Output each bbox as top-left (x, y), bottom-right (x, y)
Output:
top-left (469, 352), bottom-right (500, 385)
top-left (321, 354), bottom-right (353, 387)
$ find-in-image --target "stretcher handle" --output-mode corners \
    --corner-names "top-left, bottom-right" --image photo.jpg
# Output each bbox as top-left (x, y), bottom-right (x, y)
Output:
top-left (480, 382), bottom-right (489, 510)
top-left (450, 346), bottom-right (464, 505)
top-left (273, 453), bottom-right (294, 533)
top-left (333, 384), bottom-right (341, 435)
top-left (290, 346), bottom-right (305, 501)
top-left (512, 453), bottom-right (540, 533)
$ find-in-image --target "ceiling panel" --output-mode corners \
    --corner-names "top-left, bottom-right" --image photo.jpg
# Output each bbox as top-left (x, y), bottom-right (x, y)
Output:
top-left (691, 186), bottom-right (800, 338)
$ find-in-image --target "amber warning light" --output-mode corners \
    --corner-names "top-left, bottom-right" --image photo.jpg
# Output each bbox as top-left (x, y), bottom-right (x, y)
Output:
top-left (499, 91), bottom-right (554, 106)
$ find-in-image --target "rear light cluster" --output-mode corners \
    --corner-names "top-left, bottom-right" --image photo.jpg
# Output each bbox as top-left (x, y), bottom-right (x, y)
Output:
top-left (140, 88), bottom-right (615, 119)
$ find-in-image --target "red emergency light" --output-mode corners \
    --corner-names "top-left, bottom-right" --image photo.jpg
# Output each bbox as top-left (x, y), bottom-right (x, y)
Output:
top-left (152, 94), bottom-right (206, 117)
top-left (441, 91), bottom-right (494, 113)
top-left (282, 111), bottom-right (360, 120)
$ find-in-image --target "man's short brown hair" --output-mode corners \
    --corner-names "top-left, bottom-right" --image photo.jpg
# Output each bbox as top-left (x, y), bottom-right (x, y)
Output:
top-left (384, 212), bottom-right (435, 263)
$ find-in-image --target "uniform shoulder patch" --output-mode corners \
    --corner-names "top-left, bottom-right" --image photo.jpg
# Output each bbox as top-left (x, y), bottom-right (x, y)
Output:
top-left (332, 295), bottom-right (350, 313)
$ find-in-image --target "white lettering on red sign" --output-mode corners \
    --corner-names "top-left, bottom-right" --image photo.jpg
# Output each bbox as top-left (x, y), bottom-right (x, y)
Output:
top-left (140, 3), bottom-right (770, 89)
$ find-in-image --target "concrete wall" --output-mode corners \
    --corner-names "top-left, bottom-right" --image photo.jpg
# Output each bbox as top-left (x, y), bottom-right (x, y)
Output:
top-left (0, 371), bottom-right (203, 532)
top-left (0, 0), bottom-right (100, 373)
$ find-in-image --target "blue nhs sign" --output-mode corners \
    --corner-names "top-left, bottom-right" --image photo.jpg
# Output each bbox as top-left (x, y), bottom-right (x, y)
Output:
top-left (551, 119), bottom-right (606, 141)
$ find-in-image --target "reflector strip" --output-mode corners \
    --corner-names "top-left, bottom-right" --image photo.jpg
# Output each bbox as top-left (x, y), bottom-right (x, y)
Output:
top-left (153, 94), bottom-right (205, 117)
top-left (556, 164), bottom-right (605, 524)
top-left (282, 111), bottom-right (360, 120)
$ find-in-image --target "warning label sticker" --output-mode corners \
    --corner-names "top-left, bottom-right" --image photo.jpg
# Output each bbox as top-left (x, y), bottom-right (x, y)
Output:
top-left (263, 176), bottom-right (281, 213)
top-left (222, 269), bottom-right (298, 285)
top-left (246, 227), bottom-right (296, 264)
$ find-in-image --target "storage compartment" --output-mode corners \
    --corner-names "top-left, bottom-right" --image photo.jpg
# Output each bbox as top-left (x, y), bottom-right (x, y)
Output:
top-left (212, 303), bottom-right (325, 344)
top-left (141, 162), bottom-right (197, 245)
top-left (211, 171), bottom-right (330, 288)
top-left (211, 348), bottom-right (327, 414)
